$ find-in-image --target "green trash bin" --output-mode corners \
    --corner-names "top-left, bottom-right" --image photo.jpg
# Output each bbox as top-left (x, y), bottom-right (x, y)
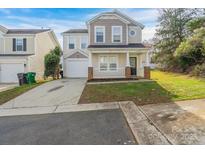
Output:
top-left (26, 72), bottom-right (36, 84)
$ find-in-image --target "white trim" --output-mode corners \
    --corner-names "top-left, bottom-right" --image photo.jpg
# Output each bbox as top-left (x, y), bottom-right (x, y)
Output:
top-left (111, 26), bottom-right (122, 43)
top-left (88, 52), bottom-right (92, 67)
top-left (88, 24), bottom-right (91, 45)
top-left (15, 38), bottom-right (24, 52)
top-left (94, 26), bottom-right (105, 43)
top-left (66, 58), bottom-right (88, 61)
top-left (126, 24), bottom-right (128, 44)
top-left (98, 54), bottom-right (118, 72)
top-left (129, 54), bottom-right (139, 76)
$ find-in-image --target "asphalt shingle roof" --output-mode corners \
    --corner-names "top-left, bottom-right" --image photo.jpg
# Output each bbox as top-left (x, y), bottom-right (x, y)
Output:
top-left (63, 29), bottom-right (88, 34)
top-left (88, 43), bottom-right (146, 49)
top-left (6, 29), bottom-right (51, 34)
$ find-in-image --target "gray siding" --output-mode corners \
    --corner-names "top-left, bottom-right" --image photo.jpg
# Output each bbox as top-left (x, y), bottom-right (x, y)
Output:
top-left (89, 19), bottom-right (127, 45)
top-left (128, 26), bottom-right (142, 43)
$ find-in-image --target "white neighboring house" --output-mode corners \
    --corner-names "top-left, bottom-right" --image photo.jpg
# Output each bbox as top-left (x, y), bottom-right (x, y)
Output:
top-left (62, 29), bottom-right (89, 78)
top-left (0, 25), bottom-right (60, 83)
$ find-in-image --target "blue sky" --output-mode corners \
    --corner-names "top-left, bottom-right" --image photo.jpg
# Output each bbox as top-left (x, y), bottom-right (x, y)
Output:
top-left (0, 8), bottom-right (159, 45)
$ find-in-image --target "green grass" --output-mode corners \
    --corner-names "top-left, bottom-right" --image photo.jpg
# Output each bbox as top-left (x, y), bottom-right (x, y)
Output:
top-left (79, 70), bottom-right (205, 105)
top-left (0, 82), bottom-right (45, 105)
top-left (79, 81), bottom-right (172, 105)
top-left (151, 70), bottom-right (205, 101)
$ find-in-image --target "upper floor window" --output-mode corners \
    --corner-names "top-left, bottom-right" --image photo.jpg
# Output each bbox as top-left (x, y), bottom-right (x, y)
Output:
top-left (68, 36), bottom-right (75, 49)
top-left (95, 26), bottom-right (105, 43)
top-left (112, 26), bottom-right (122, 43)
top-left (13, 38), bottom-right (27, 52)
top-left (81, 36), bottom-right (88, 49)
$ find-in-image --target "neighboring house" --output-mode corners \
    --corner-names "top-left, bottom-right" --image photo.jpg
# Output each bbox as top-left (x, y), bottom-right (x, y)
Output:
top-left (62, 10), bottom-right (150, 80)
top-left (0, 25), bottom-right (60, 83)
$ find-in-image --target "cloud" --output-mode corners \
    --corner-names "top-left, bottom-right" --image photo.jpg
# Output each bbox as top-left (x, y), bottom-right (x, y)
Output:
top-left (5, 15), bottom-right (86, 45)
top-left (120, 8), bottom-right (159, 25)
top-left (142, 26), bottom-right (156, 41)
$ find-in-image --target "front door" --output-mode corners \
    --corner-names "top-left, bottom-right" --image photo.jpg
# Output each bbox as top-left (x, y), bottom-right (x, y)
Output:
top-left (130, 57), bottom-right (137, 76)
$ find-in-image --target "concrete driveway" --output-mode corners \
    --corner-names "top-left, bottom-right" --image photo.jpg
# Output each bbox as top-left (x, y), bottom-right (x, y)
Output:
top-left (0, 78), bottom-right (86, 109)
top-left (0, 83), bottom-right (18, 92)
top-left (0, 109), bottom-right (135, 145)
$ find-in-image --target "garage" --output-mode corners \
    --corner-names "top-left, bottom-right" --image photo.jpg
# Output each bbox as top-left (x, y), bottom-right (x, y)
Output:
top-left (0, 63), bottom-right (25, 83)
top-left (64, 58), bottom-right (88, 78)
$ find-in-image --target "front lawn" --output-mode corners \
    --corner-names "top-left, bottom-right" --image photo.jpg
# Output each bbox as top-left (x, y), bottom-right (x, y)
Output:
top-left (0, 82), bottom-right (46, 105)
top-left (79, 81), bottom-right (172, 105)
top-left (79, 70), bottom-right (205, 105)
top-left (151, 70), bottom-right (205, 101)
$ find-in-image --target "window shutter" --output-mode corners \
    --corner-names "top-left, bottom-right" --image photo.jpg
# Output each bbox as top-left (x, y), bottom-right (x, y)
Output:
top-left (13, 38), bottom-right (16, 51)
top-left (23, 38), bottom-right (27, 51)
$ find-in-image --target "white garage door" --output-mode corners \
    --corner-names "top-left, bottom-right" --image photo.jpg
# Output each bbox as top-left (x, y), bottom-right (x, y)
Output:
top-left (0, 63), bottom-right (25, 83)
top-left (65, 58), bottom-right (88, 78)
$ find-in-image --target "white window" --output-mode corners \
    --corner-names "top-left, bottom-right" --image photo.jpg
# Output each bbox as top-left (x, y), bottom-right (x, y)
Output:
top-left (129, 29), bottom-right (136, 37)
top-left (99, 56), bottom-right (117, 71)
top-left (81, 36), bottom-right (88, 49)
top-left (112, 26), bottom-right (122, 43)
top-left (95, 27), bottom-right (105, 43)
top-left (16, 38), bottom-right (24, 51)
top-left (68, 36), bottom-right (75, 49)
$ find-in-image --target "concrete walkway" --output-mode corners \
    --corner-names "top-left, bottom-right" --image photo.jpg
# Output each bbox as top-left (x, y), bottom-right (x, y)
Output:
top-left (87, 79), bottom-right (152, 85)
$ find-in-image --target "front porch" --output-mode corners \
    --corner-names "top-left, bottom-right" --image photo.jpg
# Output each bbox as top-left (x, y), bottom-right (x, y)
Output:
top-left (87, 50), bottom-right (150, 80)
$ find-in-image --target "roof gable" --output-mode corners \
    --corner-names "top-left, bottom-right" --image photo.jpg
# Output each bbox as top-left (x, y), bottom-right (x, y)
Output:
top-left (0, 25), bottom-right (8, 34)
top-left (86, 10), bottom-right (144, 29)
top-left (67, 51), bottom-right (88, 59)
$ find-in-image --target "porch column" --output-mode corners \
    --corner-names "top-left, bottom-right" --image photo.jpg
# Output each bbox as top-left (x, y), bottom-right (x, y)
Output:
top-left (146, 51), bottom-right (149, 66)
top-left (126, 52), bottom-right (130, 67)
top-left (88, 52), bottom-right (92, 67)
top-left (125, 52), bottom-right (131, 78)
top-left (88, 52), bottom-right (93, 80)
top-left (144, 51), bottom-right (150, 79)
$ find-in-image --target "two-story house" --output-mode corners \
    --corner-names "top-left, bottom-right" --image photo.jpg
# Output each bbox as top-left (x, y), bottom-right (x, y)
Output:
top-left (62, 10), bottom-right (150, 80)
top-left (0, 25), bottom-right (60, 83)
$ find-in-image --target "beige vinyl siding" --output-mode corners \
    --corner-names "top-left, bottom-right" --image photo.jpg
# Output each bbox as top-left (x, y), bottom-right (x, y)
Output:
top-left (63, 33), bottom-right (88, 56)
top-left (0, 37), bottom-right (4, 54)
top-left (128, 26), bottom-right (142, 44)
top-left (89, 19), bottom-right (127, 45)
top-left (4, 35), bottom-right (35, 54)
top-left (28, 31), bottom-right (58, 79)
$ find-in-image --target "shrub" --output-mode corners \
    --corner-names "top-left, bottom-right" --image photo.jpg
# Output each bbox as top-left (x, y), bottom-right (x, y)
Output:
top-left (191, 63), bottom-right (205, 77)
top-left (44, 46), bottom-right (61, 79)
top-left (175, 27), bottom-right (205, 72)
